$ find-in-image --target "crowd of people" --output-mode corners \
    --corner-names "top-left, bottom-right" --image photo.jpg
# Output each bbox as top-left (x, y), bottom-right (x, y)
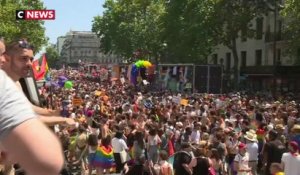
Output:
top-left (1, 38), bottom-right (300, 175)
top-left (36, 65), bottom-right (300, 175)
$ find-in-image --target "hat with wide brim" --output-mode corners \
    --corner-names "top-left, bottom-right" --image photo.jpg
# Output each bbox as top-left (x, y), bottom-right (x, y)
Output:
top-left (244, 131), bottom-right (258, 142)
top-left (292, 124), bottom-right (300, 133)
top-left (275, 124), bottom-right (285, 131)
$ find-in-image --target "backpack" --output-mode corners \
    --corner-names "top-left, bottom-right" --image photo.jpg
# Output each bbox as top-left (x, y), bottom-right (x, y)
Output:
top-left (173, 151), bottom-right (192, 170)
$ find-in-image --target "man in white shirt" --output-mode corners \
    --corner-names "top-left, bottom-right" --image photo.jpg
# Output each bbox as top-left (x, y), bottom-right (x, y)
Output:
top-left (281, 141), bottom-right (300, 175)
top-left (234, 143), bottom-right (251, 175)
top-left (0, 68), bottom-right (64, 175)
top-left (111, 131), bottom-right (128, 173)
top-left (1, 39), bottom-right (75, 127)
top-left (190, 123), bottom-right (201, 144)
top-left (1, 38), bottom-right (73, 174)
top-left (244, 131), bottom-right (259, 175)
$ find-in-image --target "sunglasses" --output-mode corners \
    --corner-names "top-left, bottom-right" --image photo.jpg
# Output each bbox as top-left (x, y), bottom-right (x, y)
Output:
top-left (18, 40), bottom-right (34, 50)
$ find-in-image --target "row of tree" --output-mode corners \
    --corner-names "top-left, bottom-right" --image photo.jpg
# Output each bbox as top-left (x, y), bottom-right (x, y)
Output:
top-left (91, 0), bottom-right (300, 88)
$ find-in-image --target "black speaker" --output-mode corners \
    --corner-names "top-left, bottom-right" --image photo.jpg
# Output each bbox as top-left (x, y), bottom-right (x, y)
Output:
top-left (194, 66), bottom-right (208, 93)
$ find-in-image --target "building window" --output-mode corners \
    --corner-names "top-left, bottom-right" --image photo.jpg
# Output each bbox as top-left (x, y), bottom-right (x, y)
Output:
top-left (277, 20), bottom-right (282, 40)
top-left (256, 17), bottom-right (263, 40)
top-left (277, 48), bottom-right (281, 64)
top-left (255, 50), bottom-right (262, 66)
top-left (265, 25), bottom-right (271, 42)
top-left (212, 54), bottom-right (218, 64)
top-left (241, 51), bottom-right (247, 67)
top-left (226, 52), bottom-right (231, 70)
top-left (241, 27), bottom-right (247, 42)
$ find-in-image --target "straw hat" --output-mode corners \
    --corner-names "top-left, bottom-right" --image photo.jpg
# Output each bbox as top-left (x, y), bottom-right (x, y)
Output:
top-left (292, 124), bottom-right (300, 133)
top-left (247, 129), bottom-right (256, 135)
top-left (202, 132), bottom-right (210, 141)
top-left (275, 124), bottom-right (285, 131)
top-left (244, 131), bottom-right (258, 142)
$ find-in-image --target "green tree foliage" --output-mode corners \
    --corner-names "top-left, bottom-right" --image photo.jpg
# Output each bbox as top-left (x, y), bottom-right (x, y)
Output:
top-left (161, 0), bottom-right (217, 63)
top-left (92, 0), bottom-right (165, 61)
top-left (282, 0), bottom-right (300, 65)
top-left (93, 0), bottom-right (219, 64)
top-left (45, 45), bottom-right (59, 68)
top-left (0, 0), bottom-right (47, 52)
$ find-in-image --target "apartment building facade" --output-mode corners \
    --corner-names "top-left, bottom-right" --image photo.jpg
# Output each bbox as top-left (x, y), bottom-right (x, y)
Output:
top-left (207, 10), bottom-right (300, 93)
top-left (57, 31), bottom-right (121, 66)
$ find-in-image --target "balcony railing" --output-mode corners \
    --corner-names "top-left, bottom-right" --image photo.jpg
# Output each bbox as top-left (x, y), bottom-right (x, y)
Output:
top-left (240, 66), bottom-right (275, 75)
top-left (240, 65), bottom-right (300, 76)
top-left (265, 32), bottom-right (282, 42)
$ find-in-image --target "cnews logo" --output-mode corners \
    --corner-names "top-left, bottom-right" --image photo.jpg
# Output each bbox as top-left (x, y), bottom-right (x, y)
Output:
top-left (16, 10), bottom-right (55, 20)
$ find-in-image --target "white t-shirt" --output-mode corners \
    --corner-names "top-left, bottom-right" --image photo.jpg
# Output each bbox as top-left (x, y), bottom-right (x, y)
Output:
top-left (234, 153), bottom-right (250, 175)
top-left (191, 130), bottom-right (200, 144)
top-left (281, 152), bottom-right (300, 175)
top-left (0, 70), bottom-right (37, 140)
top-left (148, 135), bottom-right (161, 146)
top-left (246, 142), bottom-right (258, 161)
top-left (111, 137), bottom-right (128, 153)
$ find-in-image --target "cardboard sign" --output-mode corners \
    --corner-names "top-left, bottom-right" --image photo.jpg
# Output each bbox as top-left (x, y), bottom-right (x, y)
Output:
top-left (172, 96), bottom-right (181, 105)
top-left (180, 99), bottom-right (189, 106)
top-left (95, 90), bottom-right (102, 96)
top-left (72, 98), bottom-right (83, 106)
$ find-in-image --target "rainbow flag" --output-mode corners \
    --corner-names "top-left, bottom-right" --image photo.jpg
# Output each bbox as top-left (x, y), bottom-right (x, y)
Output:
top-left (93, 145), bottom-right (115, 169)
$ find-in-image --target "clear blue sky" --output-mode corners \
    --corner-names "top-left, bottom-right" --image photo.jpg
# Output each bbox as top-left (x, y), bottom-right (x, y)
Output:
top-left (43, 0), bottom-right (105, 44)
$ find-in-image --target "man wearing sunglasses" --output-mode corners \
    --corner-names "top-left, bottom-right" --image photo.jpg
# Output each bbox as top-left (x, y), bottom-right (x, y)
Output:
top-left (0, 39), bottom-right (64, 174)
top-left (1, 39), bottom-right (76, 127)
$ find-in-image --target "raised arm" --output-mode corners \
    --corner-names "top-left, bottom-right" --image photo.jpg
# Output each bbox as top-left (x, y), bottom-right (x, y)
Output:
top-left (0, 70), bottom-right (64, 175)
top-left (1, 118), bottom-right (64, 175)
